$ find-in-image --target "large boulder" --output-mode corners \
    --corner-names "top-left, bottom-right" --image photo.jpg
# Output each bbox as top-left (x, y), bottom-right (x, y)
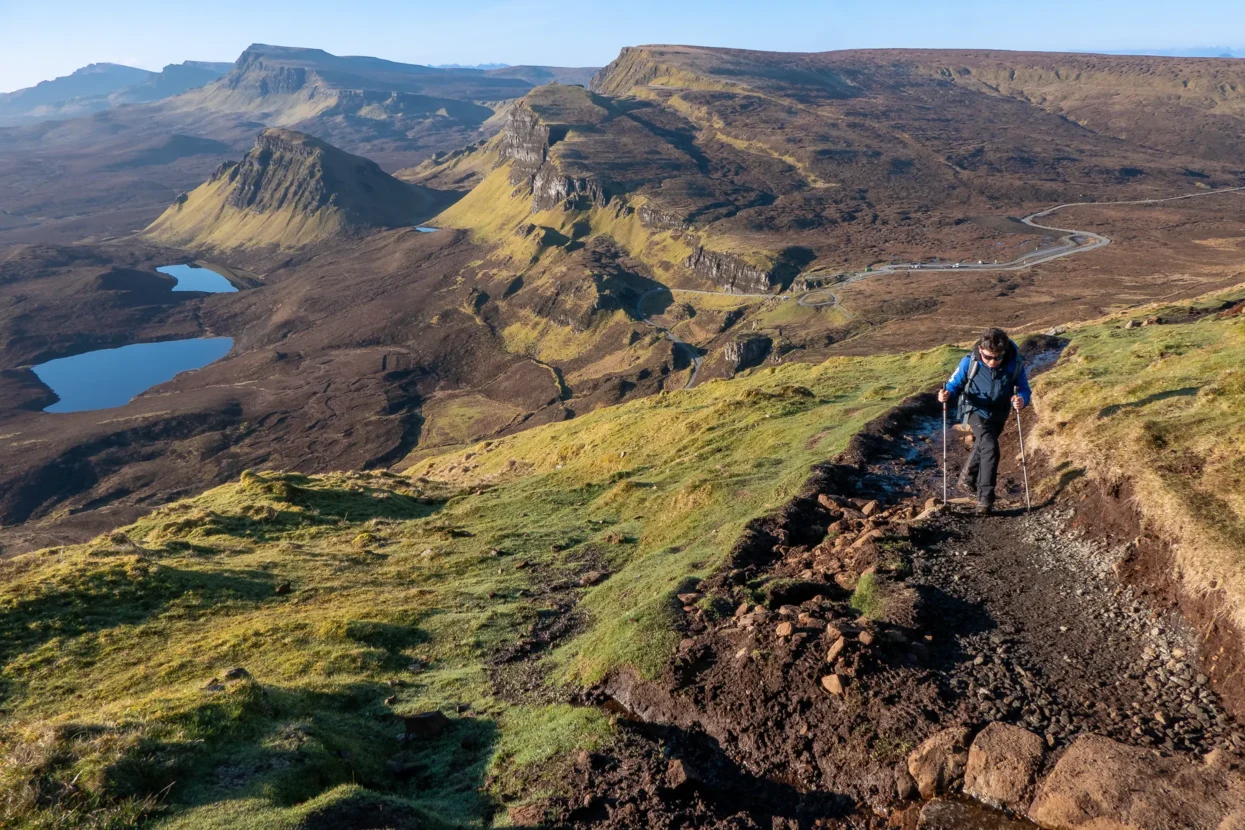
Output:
top-left (964, 722), bottom-right (1046, 812)
top-left (1028, 735), bottom-right (1245, 830)
top-left (907, 726), bottom-right (971, 799)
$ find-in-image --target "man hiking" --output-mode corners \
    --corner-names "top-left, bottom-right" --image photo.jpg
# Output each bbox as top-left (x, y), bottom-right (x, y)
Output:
top-left (937, 327), bottom-right (1031, 515)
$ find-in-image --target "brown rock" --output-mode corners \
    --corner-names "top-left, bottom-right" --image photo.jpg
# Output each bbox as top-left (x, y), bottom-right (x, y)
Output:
top-left (817, 493), bottom-right (840, 510)
top-left (850, 528), bottom-right (885, 551)
top-left (964, 722), bottom-right (1045, 812)
top-left (1029, 734), bottom-right (1245, 830)
top-left (775, 621), bottom-right (795, 637)
top-left (667, 757), bottom-right (700, 789)
top-left (896, 763), bottom-right (920, 800)
top-left (274, 581), bottom-right (292, 595)
top-left (386, 750), bottom-right (422, 777)
top-left (580, 570), bottom-right (608, 586)
top-left (508, 804), bottom-right (546, 826)
top-left (821, 674), bottom-right (845, 695)
top-left (907, 727), bottom-right (971, 799)
top-left (403, 710), bottom-right (450, 740)
top-left (861, 499), bottom-right (880, 517)
top-left (826, 637), bottom-right (846, 662)
top-left (858, 630), bottom-right (875, 646)
top-left (384, 695), bottom-right (398, 705)
top-left (677, 592), bottom-right (701, 604)
top-left (924, 497), bottom-right (938, 511)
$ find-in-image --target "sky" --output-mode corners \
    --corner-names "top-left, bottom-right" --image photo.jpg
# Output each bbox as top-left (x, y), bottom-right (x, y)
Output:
top-left (2, 0), bottom-right (1243, 93)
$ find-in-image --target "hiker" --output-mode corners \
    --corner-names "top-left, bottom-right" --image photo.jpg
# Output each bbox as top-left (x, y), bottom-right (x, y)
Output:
top-left (937, 328), bottom-right (1031, 515)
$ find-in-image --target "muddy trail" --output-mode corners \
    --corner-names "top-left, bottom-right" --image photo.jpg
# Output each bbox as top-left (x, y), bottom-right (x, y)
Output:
top-left (507, 353), bottom-right (1245, 829)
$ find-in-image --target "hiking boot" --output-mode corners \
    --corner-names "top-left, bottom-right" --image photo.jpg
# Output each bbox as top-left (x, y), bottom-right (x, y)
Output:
top-left (956, 470), bottom-right (977, 496)
top-left (974, 499), bottom-right (993, 516)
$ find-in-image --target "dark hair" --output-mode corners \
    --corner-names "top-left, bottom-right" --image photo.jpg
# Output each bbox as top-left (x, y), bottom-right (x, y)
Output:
top-left (978, 327), bottom-right (1010, 355)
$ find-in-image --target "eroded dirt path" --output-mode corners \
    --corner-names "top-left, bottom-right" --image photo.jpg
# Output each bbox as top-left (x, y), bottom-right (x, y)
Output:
top-left (525, 368), bottom-right (1245, 829)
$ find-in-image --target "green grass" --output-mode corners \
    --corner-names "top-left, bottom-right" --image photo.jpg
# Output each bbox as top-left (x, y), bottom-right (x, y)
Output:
top-left (1034, 288), bottom-right (1245, 628)
top-left (0, 348), bottom-right (958, 827)
top-left (848, 571), bottom-right (885, 620)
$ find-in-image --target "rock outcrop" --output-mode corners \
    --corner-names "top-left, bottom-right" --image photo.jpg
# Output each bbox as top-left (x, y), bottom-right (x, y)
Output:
top-left (1028, 735), bottom-right (1245, 830)
top-left (499, 96), bottom-right (612, 212)
top-left (685, 247), bottom-right (779, 294)
top-left (963, 722), bottom-right (1045, 812)
top-left (907, 726), bottom-right (971, 799)
top-left (722, 335), bottom-right (772, 371)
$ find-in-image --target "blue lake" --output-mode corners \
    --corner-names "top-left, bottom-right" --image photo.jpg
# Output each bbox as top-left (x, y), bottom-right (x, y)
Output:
top-left (33, 338), bottom-right (234, 413)
top-left (157, 263), bottom-right (238, 293)
top-left (416, 226), bottom-right (439, 233)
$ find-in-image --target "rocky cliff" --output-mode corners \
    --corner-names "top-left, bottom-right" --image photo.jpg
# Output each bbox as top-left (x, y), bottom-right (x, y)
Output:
top-left (144, 128), bottom-right (442, 250)
top-left (498, 93), bottom-right (613, 212)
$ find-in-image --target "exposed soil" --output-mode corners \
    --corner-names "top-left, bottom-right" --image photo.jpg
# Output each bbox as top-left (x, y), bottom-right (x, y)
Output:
top-left (503, 380), bottom-right (1245, 828)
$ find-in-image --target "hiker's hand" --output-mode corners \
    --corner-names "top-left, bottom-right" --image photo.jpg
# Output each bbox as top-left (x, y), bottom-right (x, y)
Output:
top-left (937, 389), bottom-right (950, 404)
top-left (1012, 395), bottom-right (1026, 411)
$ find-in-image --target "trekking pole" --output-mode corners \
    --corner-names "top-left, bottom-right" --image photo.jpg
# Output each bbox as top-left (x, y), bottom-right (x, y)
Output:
top-left (1014, 386), bottom-right (1031, 513)
top-left (941, 384), bottom-right (948, 506)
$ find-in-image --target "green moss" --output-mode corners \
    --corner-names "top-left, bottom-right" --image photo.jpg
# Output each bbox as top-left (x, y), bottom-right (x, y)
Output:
top-left (849, 571), bottom-right (884, 620)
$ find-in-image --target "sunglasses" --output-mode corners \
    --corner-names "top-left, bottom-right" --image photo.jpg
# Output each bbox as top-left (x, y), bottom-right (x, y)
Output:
top-left (979, 351), bottom-right (1004, 363)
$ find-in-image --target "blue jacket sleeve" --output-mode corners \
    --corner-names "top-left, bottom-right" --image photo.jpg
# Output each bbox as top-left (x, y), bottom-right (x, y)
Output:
top-left (1015, 363), bottom-right (1032, 406)
top-left (944, 356), bottom-right (971, 395)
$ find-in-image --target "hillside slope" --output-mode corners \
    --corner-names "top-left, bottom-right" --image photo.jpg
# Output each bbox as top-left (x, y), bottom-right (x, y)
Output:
top-left (0, 343), bottom-right (957, 828)
top-left (144, 129), bottom-right (444, 250)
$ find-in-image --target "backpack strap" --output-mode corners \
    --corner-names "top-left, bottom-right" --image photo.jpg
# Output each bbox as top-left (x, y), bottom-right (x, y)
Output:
top-left (965, 357), bottom-right (981, 385)
top-left (1005, 342), bottom-right (1024, 390)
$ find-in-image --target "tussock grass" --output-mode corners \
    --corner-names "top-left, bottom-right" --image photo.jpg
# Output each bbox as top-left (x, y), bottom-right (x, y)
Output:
top-left (0, 350), bottom-right (958, 826)
top-left (1034, 287), bottom-right (1245, 628)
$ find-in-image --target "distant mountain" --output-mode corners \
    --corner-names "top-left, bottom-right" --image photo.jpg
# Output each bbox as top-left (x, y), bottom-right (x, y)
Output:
top-left (0, 44), bottom-right (600, 245)
top-left (0, 61), bottom-right (231, 126)
top-left (435, 62), bottom-right (510, 70)
top-left (486, 65), bottom-right (600, 86)
top-left (144, 128), bottom-right (444, 250)
top-left (1100, 47), bottom-right (1243, 58)
top-left (0, 62), bottom-right (152, 107)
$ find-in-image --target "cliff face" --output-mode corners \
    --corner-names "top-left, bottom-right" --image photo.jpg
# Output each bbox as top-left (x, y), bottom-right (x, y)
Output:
top-left (498, 95), bottom-right (612, 212)
top-left (145, 128), bottom-right (441, 250)
top-left (685, 247), bottom-right (778, 294)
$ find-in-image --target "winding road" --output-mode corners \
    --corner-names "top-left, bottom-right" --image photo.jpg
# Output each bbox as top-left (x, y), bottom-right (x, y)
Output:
top-left (635, 185), bottom-right (1245, 388)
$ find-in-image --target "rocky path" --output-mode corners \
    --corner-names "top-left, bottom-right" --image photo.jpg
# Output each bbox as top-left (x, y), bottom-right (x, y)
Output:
top-left (896, 417), bottom-right (1241, 757)
top-left (529, 377), bottom-right (1245, 829)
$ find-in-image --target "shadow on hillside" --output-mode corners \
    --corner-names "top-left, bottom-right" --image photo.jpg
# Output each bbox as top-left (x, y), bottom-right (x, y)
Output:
top-left (52, 680), bottom-right (501, 828)
top-left (1097, 386), bottom-right (1200, 419)
top-left (576, 718), bottom-right (854, 824)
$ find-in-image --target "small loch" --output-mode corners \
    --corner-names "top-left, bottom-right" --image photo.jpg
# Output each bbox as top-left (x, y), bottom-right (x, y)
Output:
top-left (157, 263), bottom-right (239, 293)
top-left (32, 338), bottom-right (234, 413)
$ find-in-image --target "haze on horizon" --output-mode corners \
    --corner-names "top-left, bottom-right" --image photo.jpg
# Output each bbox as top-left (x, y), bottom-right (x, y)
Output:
top-left (2, 0), bottom-right (1243, 93)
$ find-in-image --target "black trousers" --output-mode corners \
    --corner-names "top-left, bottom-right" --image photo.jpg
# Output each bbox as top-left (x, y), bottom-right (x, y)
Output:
top-left (963, 413), bottom-right (1005, 503)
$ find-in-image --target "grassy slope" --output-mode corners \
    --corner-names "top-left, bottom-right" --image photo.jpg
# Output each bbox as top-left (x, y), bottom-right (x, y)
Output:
top-left (1034, 286), bottom-right (1245, 628)
top-left (0, 348), bottom-right (956, 828)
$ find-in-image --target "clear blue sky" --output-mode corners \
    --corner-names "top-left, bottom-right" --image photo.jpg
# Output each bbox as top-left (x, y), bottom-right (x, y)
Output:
top-left (2, 0), bottom-right (1242, 92)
